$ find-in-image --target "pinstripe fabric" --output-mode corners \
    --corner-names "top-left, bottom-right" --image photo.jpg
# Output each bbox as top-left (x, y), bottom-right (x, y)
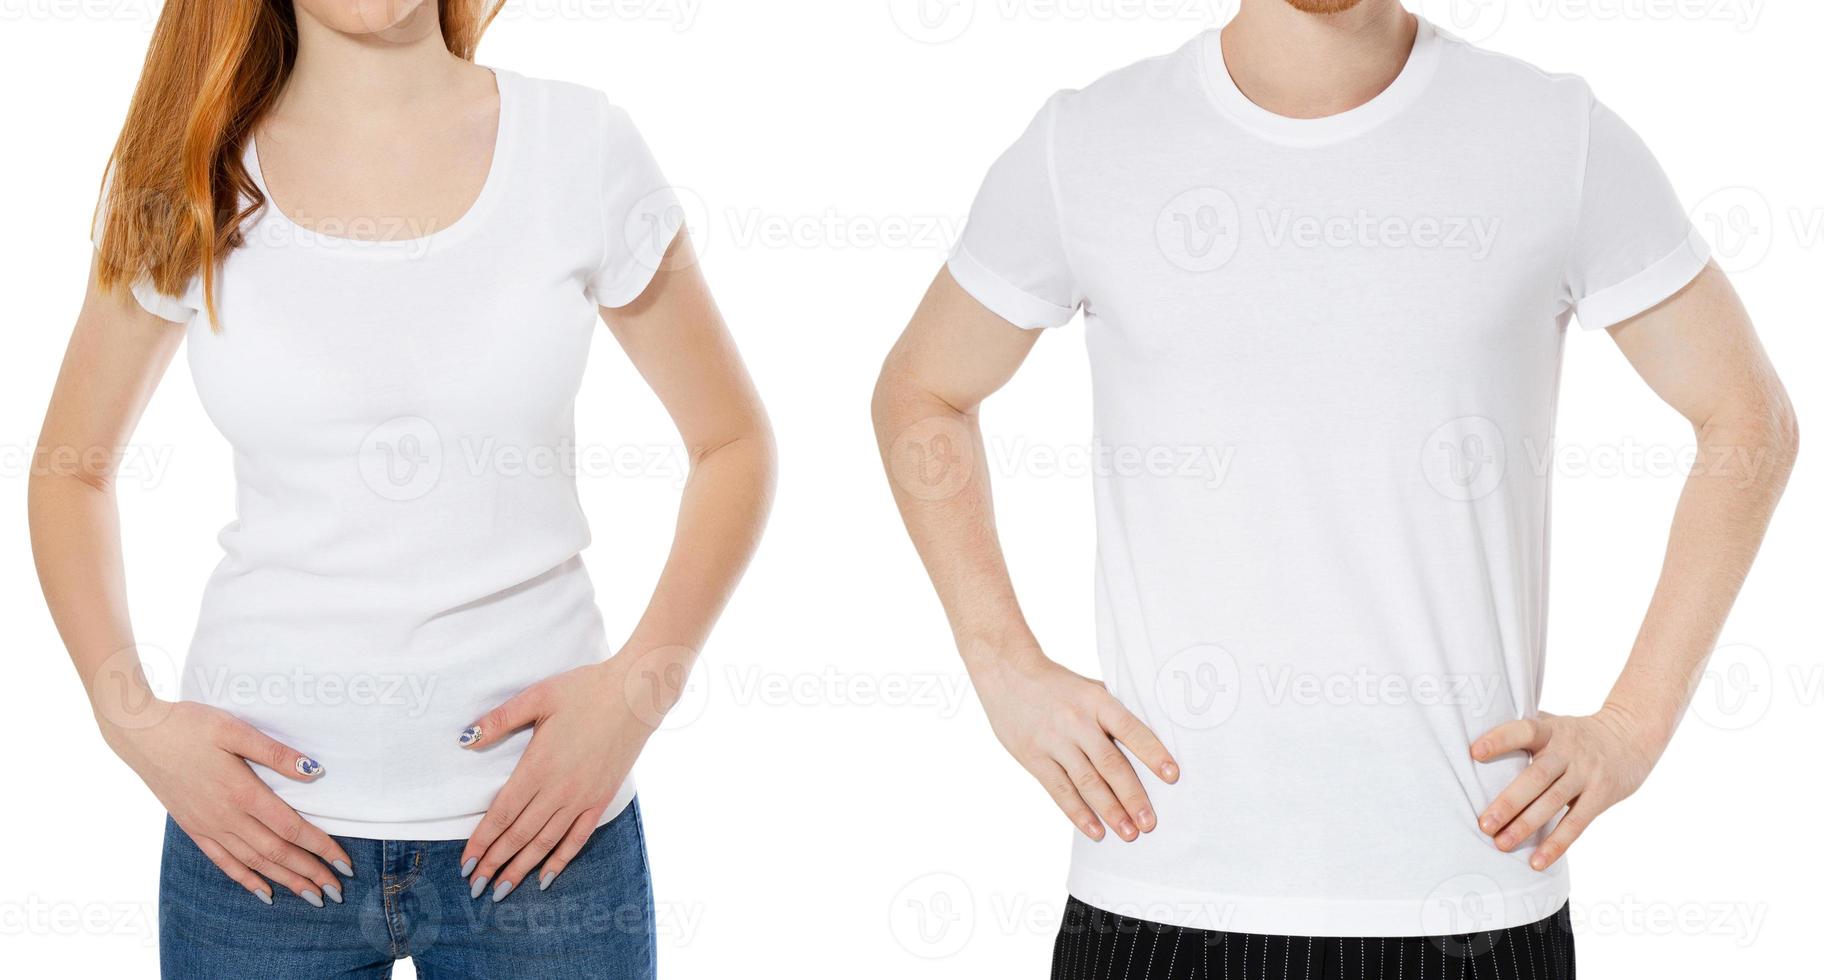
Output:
top-left (1051, 898), bottom-right (1575, 980)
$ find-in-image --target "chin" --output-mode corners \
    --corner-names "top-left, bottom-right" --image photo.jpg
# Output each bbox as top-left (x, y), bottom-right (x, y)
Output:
top-left (294, 0), bottom-right (436, 37)
top-left (1280, 0), bottom-right (1370, 12)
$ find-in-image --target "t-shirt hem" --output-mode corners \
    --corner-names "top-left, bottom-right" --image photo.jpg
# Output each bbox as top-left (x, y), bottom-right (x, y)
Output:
top-left (1065, 865), bottom-right (1571, 938)
top-left (298, 779), bottom-right (635, 841)
top-left (946, 242), bottom-right (1077, 330)
top-left (1574, 226), bottom-right (1711, 331)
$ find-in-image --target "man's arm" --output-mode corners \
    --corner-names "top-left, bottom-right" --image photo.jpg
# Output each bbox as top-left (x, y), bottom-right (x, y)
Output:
top-left (872, 270), bottom-right (1179, 844)
top-left (1474, 263), bottom-right (1799, 870)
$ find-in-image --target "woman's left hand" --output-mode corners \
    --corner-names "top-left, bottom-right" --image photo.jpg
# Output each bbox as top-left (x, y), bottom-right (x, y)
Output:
top-left (1471, 707), bottom-right (1668, 872)
top-left (457, 654), bottom-right (666, 901)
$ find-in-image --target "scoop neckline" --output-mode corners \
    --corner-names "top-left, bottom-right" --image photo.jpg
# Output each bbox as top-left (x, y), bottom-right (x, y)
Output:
top-left (244, 66), bottom-right (515, 254)
top-left (1197, 17), bottom-right (1442, 147)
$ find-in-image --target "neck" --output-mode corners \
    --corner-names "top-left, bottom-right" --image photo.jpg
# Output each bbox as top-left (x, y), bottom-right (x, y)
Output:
top-left (1221, 0), bottom-right (1418, 120)
top-left (280, 4), bottom-right (469, 121)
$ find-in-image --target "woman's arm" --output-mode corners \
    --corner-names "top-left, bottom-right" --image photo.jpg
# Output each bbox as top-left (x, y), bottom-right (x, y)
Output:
top-left (458, 231), bottom-right (776, 899)
top-left (30, 260), bottom-right (354, 907)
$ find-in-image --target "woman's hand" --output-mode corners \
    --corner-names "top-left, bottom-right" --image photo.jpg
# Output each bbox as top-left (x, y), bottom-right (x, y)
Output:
top-left (103, 700), bottom-right (352, 906)
top-left (458, 655), bottom-right (663, 901)
top-left (971, 648), bottom-right (1179, 843)
top-left (1473, 707), bottom-right (1668, 871)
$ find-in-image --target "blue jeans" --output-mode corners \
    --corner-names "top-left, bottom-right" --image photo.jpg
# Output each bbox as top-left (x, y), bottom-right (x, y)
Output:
top-left (159, 800), bottom-right (655, 979)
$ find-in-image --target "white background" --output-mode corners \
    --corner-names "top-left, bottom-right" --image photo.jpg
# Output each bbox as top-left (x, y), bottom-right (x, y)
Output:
top-left (0, 1), bottom-right (1816, 977)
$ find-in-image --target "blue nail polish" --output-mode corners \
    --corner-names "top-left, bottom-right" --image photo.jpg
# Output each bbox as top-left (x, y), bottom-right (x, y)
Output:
top-left (303, 891), bottom-right (325, 909)
top-left (256, 890), bottom-right (273, 906)
top-left (470, 875), bottom-right (489, 900)
top-left (461, 857), bottom-right (478, 878)
top-left (492, 879), bottom-right (515, 903)
top-left (295, 758), bottom-right (324, 777)
top-left (324, 884), bottom-right (343, 905)
top-left (333, 860), bottom-right (353, 877)
top-left (539, 871), bottom-right (556, 891)
top-left (458, 726), bottom-right (483, 746)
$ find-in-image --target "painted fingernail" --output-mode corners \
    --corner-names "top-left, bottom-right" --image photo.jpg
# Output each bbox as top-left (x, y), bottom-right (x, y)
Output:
top-left (470, 875), bottom-right (489, 900)
top-left (324, 884), bottom-right (343, 905)
top-left (1137, 809), bottom-right (1156, 831)
top-left (255, 890), bottom-right (273, 906)
top-left (1161, 762), bottom-right (1180, 782)
top-left (333, 860), bottom-right (353, 877)
top-left (296, 758), bottom-right (325, 777)
top-left (303, 891), bottom-right (325, 909)
top-left (539, 871), bottom-right (557, 891)
top-left (492, 879), bottom-right (515, 903)
top-left (461, 857), bottom-right (478, 878)
top-left (458, 726), bottom-right (483, 747)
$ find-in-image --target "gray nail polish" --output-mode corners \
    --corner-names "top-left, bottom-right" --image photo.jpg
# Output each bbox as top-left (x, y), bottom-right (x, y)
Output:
top-left (295, 758), bottom-right (325, 778)
top-left (324, 884), bottom-right (343, 905)
top-left (303, 891), bottom-right (325, 909)
top-left (470, 875), bottom-right (489, 900)
top-left (458, 725), bottom-right (483, 746)
top-left (492, 879), bottom-right (515, 903)
top-left (539, 871), bottom-right (556, 892)
top-left (256, 890), bottom-right (273, 906)
top-left (461, 857), bottom-right (478, 878)
top-left (333, 860), bottom-right (353, 877)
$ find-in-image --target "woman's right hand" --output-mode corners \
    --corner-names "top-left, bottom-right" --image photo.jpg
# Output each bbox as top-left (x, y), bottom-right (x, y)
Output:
top-left (100, 700), bottom-right (352, 907)
top-left (968, 647), bottom-right (1180, 843)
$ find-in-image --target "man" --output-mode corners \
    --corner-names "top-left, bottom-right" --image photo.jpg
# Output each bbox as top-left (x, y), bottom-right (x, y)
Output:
top-left (872, 1), bottom-right (1798, 977)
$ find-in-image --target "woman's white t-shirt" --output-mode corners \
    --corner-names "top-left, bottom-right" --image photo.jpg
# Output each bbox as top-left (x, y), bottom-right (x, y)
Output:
top-left (114, 69), bottom-right (683, 839)
top-left (949, 20), bottom-right (1710, 936)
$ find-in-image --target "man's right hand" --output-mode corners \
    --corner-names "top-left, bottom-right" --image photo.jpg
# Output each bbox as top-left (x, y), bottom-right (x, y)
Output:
top-left (969, 647), bottom-right (1179, 842)
top-left (101, 699), bottom-right (352, 906)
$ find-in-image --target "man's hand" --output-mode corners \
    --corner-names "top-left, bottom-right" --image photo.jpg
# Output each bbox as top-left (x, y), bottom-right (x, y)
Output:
top-left (972, 646), bottom-right (1179, 842)
top-left (1471, 708), bottom-right (1667, 871)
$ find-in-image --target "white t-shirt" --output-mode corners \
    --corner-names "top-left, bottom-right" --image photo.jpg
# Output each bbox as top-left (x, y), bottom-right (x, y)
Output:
top-left (110, 69), bottom-right (684, 839)
top-left (949, 19), bottom-right (1708, 937)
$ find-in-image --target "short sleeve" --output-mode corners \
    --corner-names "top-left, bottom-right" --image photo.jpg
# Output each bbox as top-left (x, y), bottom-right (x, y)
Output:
top-left (947, 93), bottom-right (1080, 330)
top-left (92, 169), bottom-right (198, 324)
top-left (1562, 99), bottom-right (1710, 331)
top-left (586, 102), bottom-right (685, 309)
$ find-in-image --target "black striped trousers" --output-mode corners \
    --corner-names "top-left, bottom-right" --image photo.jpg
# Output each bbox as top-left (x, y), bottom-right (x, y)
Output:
top-left (1051, 897), bottom-right (1575, 980)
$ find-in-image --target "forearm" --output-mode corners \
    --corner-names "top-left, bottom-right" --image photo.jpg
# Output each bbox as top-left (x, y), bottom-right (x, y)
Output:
top-left (614, 427), bottom-right (777, 694)
top-left (1603, 402), bottom-right (1799, 745)
top-left (871, 377), bottom-right (1039, 673)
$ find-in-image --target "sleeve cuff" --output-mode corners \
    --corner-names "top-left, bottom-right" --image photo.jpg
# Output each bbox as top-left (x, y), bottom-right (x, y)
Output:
top-left (1573, 226), bottom-right (1712, 331)
top-left (129, 279), bottom-right (195, 324)
top-left (590, 200), bottom-right (685, 309)
top-left (946, 242), bottom-right (1077, 331)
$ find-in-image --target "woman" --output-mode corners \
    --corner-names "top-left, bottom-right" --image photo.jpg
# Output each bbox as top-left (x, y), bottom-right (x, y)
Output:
top-left (28, 1), bottom-right (774, 976)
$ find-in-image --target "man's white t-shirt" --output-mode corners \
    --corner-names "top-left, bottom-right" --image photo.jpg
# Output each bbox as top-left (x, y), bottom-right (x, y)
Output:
top-left (112, 70), bottom-right (683, 839)
top-left (949, 19), bottom-right (1709, 937)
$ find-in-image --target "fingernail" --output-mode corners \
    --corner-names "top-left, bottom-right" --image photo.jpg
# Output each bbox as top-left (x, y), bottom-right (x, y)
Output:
top-left (324, 884), bottom-right (343, 905)
top-left (1480, 815), bottom-right (1498, 832)
top-left (1137, 809), bottom-right (1155, 831)
top-left (539, 871), bottom-right (556, 891)
top-left (458, 725), bottom-right (483, 747)
top-left (461, 857), bottom-right (478, 878)
top-left (1162, 761), bottom-right (1180, 782)
top-left (303, 891), bottom-right (324, 909)
top-left (492, 879), bottom-right (515, 903)
top-left (1119, 821), bottom-right (1137, 839)
top-left (296, 758), bottom-right (325, 777)
top-left (255, 890), bottom-right (273, 906)
top-left (1473, 743), bottom-right (1489, 760)
top-left (1496, 835), bottom-right (1514, 850)
top-left (333, 860), bottom-right (353, 877)
top-left (1531, 854), bottom-right (1549, 871)
top-left (470, 875), bottom-right (489, 900)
